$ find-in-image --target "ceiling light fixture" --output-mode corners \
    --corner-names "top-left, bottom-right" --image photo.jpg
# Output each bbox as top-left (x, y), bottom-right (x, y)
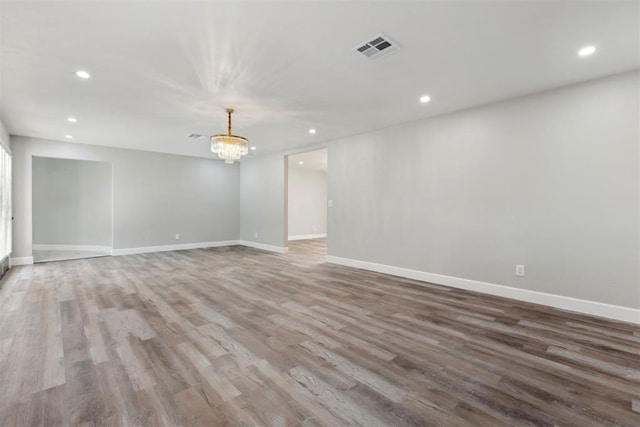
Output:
top-left (578, 46), bottom-right (596, 57)
top-left (210, 108), bottom-right (248, 164)
top-left (420, 95), bottom-right (431, 103)
top-left (250, 146), bottom-right (257, 151)
top-left (299, 161), bottom-right (304, 165)
top-left (75, 70), bottom-right (91, 79)
top-left (67, 117), bottom-right (77, 123)
top-left (309, 129), bottom-right (316, 134)
top-left (65, 135), bottom-right (73, 139)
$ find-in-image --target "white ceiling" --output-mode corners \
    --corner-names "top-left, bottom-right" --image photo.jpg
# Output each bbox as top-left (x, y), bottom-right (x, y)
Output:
top-left (1, 1), bottom-right (638, 159)
top-left (288, 148), bottom-right (327, 172)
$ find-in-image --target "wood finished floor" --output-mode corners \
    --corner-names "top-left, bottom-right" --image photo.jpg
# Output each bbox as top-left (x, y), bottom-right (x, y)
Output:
top-left (0, 239), bottom-right (639, 426)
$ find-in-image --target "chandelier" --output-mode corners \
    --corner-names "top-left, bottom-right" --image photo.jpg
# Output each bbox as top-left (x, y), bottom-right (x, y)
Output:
top-left (210, 108), bottom-right (248, 164)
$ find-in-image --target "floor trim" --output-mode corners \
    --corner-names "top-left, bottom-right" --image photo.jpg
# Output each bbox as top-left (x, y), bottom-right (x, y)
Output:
top-left (33, 244), bottom-right (113, 253)
top-left (239, 240), bottom-right (289, 254)
top-left (10, 256), bottom-right (34, 266)
top-left (112, 240), bottom-right (240, 256)
top-left (288, 233), bottom-right (327, 241)
top-left (326, 255), bottom-right (640, 325)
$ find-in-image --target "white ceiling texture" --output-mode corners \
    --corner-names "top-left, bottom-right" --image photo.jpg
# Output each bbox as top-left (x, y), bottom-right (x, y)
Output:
top-left (1, 1), bottom-right (638, 159)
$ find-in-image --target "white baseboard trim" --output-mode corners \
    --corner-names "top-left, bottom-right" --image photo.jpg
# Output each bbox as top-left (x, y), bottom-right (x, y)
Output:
top-left (325, 255), bottom-right (640, 325)
top-left (33, 244), bottom-right (112, 253)
top-left (239, 240), bottom-right (289, 254)
top-left (10, 256), bottom-right (34, 266)
top-left (112, 240), bottom-right (240, 256)
top-left (288, 233), bottom-right (327, 241)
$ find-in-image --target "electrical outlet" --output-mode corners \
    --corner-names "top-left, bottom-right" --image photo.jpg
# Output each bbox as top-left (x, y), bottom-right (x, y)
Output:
top-left (175, 233), bottom-right (180, 240)
top-left (516, 264), bottom-right (525, 277)
top-left (328, 200), bottom-right (334, 208)
top-left (254, 232), bottom-right (258, 239)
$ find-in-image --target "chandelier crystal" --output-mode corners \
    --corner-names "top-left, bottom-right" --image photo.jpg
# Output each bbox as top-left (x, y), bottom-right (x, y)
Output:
top-left (210, 108), bottom-right (248, 164)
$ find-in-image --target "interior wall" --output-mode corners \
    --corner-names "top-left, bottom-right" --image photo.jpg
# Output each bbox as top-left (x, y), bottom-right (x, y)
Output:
top-left (32, 157), bottom-right (112, 246)
top-left (0, 119), bottom-right (10, 275)
top-left (327, 71), bottom-right (640, 309)
top-left (11, 136), bottom-right (240, 258)
top-left (288, 167), bottom-right (327, 238)
top-left (0, 119), bottom-right (10, 152)
top-left (239, 154), bottom-right (286, 249)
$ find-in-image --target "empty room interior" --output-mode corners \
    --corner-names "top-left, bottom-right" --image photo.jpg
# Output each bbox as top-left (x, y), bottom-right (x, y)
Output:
top-left (0, 1), bottom-right (639, 426)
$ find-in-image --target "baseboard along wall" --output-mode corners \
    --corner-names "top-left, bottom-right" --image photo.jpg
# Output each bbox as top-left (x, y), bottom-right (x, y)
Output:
top-left (325, 255), bottom-right (640, 325)
top-left (112, 240), bottom-right (241, 256)
top-left (12, 239), bottom-right (289, 265)
top-left (9, 256), bottom-right (34, 267)
top-left (288, 233), bottom-right (327, 241)
top-left (238, 240), bottom-right (289, 254)
top-left (33, 244), bottom-right (112, 252)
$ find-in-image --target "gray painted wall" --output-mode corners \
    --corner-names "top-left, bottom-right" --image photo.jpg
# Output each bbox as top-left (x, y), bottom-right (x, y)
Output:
top-left (240, 154), bottom-right (286, 248)
top-left (327, 71), bottom-right (640, 309)
top-left (288, 167), bottom-right (327, 238)
top-left (32, 157), bottom-right (112, 246)
top-left (0, 118), bottom-right (10, 273)
top-left (12, 136), bottom-right (240, 257)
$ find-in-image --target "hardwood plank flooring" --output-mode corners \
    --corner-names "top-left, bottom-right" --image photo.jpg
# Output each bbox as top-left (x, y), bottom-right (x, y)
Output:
top-left (0, 239), bottom-right (638, 426)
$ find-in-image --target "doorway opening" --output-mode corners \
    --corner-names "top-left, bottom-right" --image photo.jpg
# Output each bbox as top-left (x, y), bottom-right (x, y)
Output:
top-left (286, 148), bottom-right (327, 256)
top-left (32, 156), bottom-right (113, 263)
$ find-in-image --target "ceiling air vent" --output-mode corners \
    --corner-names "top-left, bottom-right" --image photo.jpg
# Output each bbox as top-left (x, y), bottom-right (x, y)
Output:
top-left (353, 33), bottom-right (401, 60)
top-left (186, 133), bottom-right (204, 139)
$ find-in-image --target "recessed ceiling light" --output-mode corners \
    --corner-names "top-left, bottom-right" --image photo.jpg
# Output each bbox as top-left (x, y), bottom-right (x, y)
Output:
top-left (578, 46), bottom-right (596, 57)
top-left (65, 135), bottom-right (73, 139)
top-left (75, 70), bottom-right (91, 79)
top-left (250, 146), bottom-right (257, 150)
top-left (309, 129), bottom-right (316, 134)
top-left (67, 117), bottom-right (77, 123)
top-left (299, 161), bottom-right (304, 165)
top-left (420, 95), bottom-right (431, 103)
